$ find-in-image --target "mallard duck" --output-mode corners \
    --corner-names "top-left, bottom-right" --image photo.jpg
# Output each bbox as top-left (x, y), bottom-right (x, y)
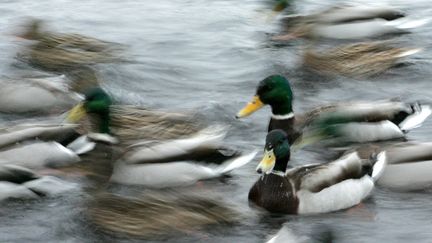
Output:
top-left (274, 5), bottom-right (427, 41)
top-left (0, 75), bottom-right (81, 114)
top-left (304, 42), bottom-right (421, 77)
top-left (65, 137), bottom-right (246, 238)
top-left (64, 87), bottom-right (257, 187)
top-left (87, 192), bottom-right (241, 238)
top-left (65, 125), bottom-right (257, 188)
top-left (352, 142), bottom-right (432, 191)
top-left (0, 164), bottom-right (78, 201)
top-left (236, 75), bottom-right (431, 147)
top-left (17, 19), bottom-right (123, 72)
top-left (0, 121), bottom-right (83, 170)
top-left (248, 130), bottom-right (386, 214)
top-left (67, 88), bottom-right (201, 141)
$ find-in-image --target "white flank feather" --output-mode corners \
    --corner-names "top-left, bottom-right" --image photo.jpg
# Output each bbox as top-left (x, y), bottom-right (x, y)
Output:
top-left (297, 176), bottom-right (374, 214)
top-left (111, 151), bottom-right (255, 188)
top-left (0, 142), bottom-right (80, 169)
top-left (111, 161), bottom-right (216, 188)
top-left (23, 176), bottom-right (79, 196)
top-left (399, 105), bottom-right (432, 131)
top-left (0, 124), bottom-right (77, 148)
top-left (338, 121), bottom-right (404, 143)
top-left (372, 152), bottom-right (387, 182)
top-left (216, 150), bottom-right (257, 174)
top-left (377, 160), bottom-right (432, 191)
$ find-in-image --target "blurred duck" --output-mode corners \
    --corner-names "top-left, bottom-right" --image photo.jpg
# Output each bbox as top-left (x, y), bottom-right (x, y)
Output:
top-left (352, 142), bottom-right (432, 191)
top-left (236, 75), bottom-right (431, 147)
top-left (0, 75), bottom-right (81, 114)
top-left (67, 87), bottom-right (206, 144)
top-left (0, 164), bottom-right (78, 201)
top-left (79, 141), bottom-right (245, 238)
top-left (0, 121), bottom-right (82, 170)
top-left (65, 87), bottom-right (257, 188)
top-left (87, 192), bottom-right (241, 238)
top-left (17, 19), bottom-right (123, 72)
top-left (274, 5), bottom-right (427, 41)
top-left (248, 130), bottom-right (386, 214)
top-left (303, 42), bottom-right (421, 77)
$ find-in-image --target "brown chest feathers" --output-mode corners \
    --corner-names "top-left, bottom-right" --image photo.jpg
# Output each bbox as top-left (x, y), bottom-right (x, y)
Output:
top-left (248, 174), bottom-right (299, 214)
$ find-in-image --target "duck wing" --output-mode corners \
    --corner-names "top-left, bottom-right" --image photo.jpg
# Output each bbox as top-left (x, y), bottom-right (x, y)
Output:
top-left (312, 5), bottom-right (404, 24)
top-left (288, 152), bottom-right (367, 193)
top-left (384, 142), bottom-right (432, 164)
top-left (296, 100), bottom-right (430, 146)
top-left (109, 105), bottom-right (207, 144)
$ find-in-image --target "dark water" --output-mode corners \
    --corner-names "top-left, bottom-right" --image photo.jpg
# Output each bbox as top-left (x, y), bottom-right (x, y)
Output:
top-left (1, 0), bottom-right (432, 242)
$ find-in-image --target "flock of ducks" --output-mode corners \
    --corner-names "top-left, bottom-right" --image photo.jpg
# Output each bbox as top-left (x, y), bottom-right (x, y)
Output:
top-left (273, 4), bottom-right (427, 77)
top-left (1, 3), bottom-right (432, 239)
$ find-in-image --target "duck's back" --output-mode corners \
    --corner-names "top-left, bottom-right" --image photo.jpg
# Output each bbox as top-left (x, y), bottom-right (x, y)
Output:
top-left (110, 106), bottom-right (206, 143)
top-left (248, 174), bottom-right (298, 214)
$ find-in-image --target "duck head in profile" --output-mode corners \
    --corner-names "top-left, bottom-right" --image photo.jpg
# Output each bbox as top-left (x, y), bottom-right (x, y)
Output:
top-left (236, 75), bottom-right (294, 119)
top-left (256, 129), bottom-right (291, 174)
top-left (67, 87), bottom-right (112, 134)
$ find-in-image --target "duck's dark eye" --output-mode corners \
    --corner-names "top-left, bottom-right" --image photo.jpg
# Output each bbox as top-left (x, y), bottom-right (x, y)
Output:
top-left (258, 83), bottom-right (272, 94)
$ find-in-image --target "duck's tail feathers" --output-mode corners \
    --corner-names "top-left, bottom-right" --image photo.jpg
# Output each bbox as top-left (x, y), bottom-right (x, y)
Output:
top-left (372, 152), bottom-right (387, 182)
top-left (399, 103), bottom-right (432, 132)
top-left (67, 133), bottom-right (118, 155)
top-left (67, 135), bottom-right (96, 155)
top-left (395, 48), bottom-right (422, 58)
top-left (389, 18), bottom-right (430, 30)
top-left (216, 150), bottom-right (257, 174)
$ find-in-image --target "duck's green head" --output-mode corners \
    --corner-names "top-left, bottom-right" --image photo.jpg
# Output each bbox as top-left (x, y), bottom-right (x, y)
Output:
top-left (236, 75), bottom-right (294, 118)
top-left (273, 0), bottom-right (289, 12)
top-left (257, 129), bottom-right (291, 174)
top-left (67, 87), bottom-right (112, 134)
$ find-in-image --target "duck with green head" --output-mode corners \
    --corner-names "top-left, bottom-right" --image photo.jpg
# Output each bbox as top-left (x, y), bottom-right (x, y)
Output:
top-left (67, 87), bottom-right (208, 145)
top-left (236, 75), bottom-right (431, 147)
top-left (248, 129), bottom-right (386, 214)
top-left (65, 87), bottom-right (258, 187)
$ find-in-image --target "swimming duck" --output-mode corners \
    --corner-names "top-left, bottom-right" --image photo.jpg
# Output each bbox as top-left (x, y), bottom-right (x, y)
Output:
top-left (0, 164), bottom-right (78, 201)
top-left (0, 75), bottom-right (81, 114)
top-left (17, 19), bottom-right (123, 72)
top-left (78, 142), bottom-right (245, 238)
top-left (64, 87), bottom-right (257, 188)
top-left (236, 75), bottom-right (431, 146)
top-left (303, 42), bottom-right (421, 77)
top-left (65, 126), bottom-right (257, 188)
top-left (274, 5), bottom-right (426, 41)
top-left (87, 192), bottom-right (241, 238)
top-left (352, 142), bottom-right (432, 191)
top-left (0, 120), bottom-right (84, 170)
top-left (67, 87), bottom-right (225, 147)
top-left (248, 130), bottom-right (386, 214)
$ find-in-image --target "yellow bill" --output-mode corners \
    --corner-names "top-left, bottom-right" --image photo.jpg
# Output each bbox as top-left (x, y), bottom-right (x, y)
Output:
top-left (236, 95), bottom-right (264, 118)
top-left (66, 103), bottom-right (86, 122)
top-left (256, 149), bottom-right (276, 174)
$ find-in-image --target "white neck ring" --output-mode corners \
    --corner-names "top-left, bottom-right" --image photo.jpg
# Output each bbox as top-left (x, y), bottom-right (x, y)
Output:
top-left (271, 112), bottom-right (294, 120)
